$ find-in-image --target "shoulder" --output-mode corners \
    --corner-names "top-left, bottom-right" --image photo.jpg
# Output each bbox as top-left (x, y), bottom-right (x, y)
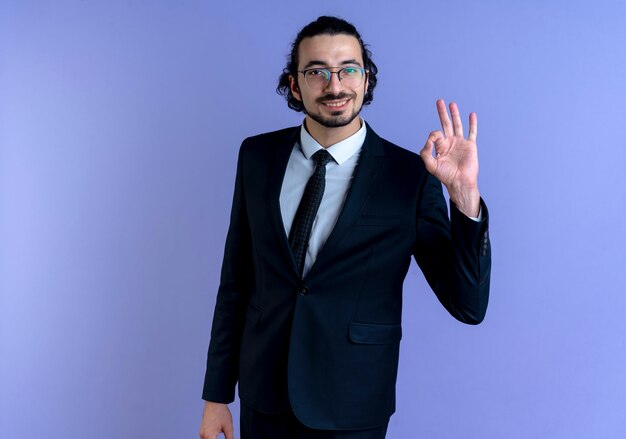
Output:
top-left (241, 126), bottom-right (299, 150)
top-left (234, 126), bottom-right (299, 166)
top-left (382, 138), bottom-right (422, 163)
top-left (366, 124), bottom-right (426, 172)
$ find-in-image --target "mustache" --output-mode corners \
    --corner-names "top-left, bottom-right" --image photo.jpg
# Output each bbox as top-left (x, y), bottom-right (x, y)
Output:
top-left (316, 92), bottom-right (355, 103)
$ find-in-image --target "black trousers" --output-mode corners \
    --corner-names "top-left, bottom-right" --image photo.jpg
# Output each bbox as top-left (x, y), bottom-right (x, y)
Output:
top-left (240, 404), bottom-right (388, 439)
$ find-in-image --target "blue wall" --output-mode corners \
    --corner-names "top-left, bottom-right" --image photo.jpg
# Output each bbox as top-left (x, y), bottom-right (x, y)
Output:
top-left (1, 1), bottom-right (625, 437)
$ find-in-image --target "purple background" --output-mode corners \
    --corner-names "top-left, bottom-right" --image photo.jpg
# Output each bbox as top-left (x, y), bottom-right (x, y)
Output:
top-left (2, 1), bottom-right (625, 438)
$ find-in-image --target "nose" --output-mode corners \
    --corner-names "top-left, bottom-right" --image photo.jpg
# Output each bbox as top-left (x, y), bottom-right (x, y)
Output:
top-left (324, 71), bottom-right (343, 94)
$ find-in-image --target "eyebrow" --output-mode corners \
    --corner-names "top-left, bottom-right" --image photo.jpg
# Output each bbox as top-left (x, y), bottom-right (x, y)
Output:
top-left (301, 59), bottom-right (363, 70)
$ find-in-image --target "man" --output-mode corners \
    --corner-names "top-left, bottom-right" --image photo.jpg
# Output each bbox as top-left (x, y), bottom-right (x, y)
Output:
top-left (199, 16), bottom-right (491, 439)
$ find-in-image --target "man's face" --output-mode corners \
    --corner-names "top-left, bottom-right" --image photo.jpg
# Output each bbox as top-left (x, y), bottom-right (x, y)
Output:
top-left (289, 34), bottom-right (368, 129)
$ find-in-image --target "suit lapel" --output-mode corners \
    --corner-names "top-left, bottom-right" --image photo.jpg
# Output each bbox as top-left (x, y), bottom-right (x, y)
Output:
top-left (306, 124), bottom-right (385, 279)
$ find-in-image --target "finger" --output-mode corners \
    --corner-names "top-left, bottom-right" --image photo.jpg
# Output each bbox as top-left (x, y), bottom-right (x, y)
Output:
top-left (204, 428), bottom-right (218, 439)
top-left (224, 421), bottom-right (235, 439)
top-left (436, 99), bottom-right (453, 138)
top-left (428, 130), bottom-right (447, 156)
top-left (449, 102), bottom-right (464, 137)
top-left (468, 112), bottom-right (478, 142)
top-left (420, 135), bottom-right (437, 174)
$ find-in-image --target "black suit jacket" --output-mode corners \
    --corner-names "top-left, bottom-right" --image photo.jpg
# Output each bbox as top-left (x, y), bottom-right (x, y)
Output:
top-left (202, 123), bottom-right (491, 430)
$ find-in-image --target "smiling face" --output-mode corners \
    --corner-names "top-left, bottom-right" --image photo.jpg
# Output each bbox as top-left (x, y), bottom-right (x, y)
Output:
top-left (289, 34), bottom-right (369, 140)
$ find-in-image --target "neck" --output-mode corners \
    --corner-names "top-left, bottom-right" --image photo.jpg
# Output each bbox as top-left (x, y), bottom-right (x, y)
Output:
top-left (304, 116), bottom-right (362, 148)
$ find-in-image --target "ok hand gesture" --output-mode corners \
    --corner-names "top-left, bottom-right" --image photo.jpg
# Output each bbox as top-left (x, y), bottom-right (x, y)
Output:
top-left (420, 99), bottom-right (481, 218)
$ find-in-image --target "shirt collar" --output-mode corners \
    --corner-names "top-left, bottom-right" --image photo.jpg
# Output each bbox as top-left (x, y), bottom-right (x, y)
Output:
top-left (299, 118), bottom-right (367, 165)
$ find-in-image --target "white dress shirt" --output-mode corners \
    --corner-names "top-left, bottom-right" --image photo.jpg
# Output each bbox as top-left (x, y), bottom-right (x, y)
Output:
top-left (279, 120), bottom-right (366, 276)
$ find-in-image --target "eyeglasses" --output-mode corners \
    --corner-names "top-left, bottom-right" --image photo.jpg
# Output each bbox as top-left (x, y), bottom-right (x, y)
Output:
top-left (298, 67), bottom-right (367, 89)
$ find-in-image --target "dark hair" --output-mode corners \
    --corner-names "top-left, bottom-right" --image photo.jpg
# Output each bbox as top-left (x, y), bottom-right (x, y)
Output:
top-left (276, 16), bottom-right (378, 112)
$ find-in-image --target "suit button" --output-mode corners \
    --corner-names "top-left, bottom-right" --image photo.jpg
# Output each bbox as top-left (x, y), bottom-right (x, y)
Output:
top-left (299, 287), bottom-right (310, 296)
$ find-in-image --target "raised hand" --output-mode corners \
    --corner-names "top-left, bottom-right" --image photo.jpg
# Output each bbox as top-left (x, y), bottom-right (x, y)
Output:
top-left (420, 99), bottom-right (481, 217)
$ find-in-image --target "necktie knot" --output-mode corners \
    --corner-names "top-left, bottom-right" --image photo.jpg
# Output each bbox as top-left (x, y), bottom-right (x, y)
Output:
top-left (313, 149), bottom-right (333, 168)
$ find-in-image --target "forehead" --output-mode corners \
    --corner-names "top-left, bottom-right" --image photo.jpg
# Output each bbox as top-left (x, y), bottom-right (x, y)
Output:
top-left (297, 34), bottom-right (363, 67)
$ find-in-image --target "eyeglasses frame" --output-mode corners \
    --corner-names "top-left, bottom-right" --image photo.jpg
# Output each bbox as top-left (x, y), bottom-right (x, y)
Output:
top-left (298, 66), bottom-right (368, 88)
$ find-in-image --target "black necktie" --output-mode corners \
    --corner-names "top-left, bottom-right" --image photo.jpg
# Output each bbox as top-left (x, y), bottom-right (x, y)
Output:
top-left (289, 149), bottom-right (333, 277)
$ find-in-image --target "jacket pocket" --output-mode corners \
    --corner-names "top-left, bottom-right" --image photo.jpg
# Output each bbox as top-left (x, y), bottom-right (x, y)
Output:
top-left (348, 322), bottom-right (402, 345)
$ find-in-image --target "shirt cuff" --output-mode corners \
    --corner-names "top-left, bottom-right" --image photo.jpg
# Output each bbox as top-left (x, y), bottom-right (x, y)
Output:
top-left (467, 206), bottom-right (483, 222)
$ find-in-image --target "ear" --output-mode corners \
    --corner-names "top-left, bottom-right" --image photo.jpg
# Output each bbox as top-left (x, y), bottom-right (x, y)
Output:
top-left (289, 75), bottom-right (302, 102)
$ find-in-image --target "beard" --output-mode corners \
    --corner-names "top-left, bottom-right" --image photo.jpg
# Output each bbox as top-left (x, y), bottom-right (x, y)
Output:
top-left (303, 92), bottom-right (362, 128)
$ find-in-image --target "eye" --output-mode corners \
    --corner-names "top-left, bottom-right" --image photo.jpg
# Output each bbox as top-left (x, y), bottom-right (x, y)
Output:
top-left (342, 67), bottom-right (361, 77)
top-left (307, 69), bottom-right (326, 77)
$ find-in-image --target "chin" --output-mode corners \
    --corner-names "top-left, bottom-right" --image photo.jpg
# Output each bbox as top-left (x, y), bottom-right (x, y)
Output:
top-left (306, 109), bottom-right (361, 129)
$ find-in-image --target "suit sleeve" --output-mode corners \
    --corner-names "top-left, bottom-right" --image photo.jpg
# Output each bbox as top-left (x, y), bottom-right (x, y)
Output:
top-left (202, 141), bottom-right (254, 402)
top-left (412, 171), bottom-right (491, 324)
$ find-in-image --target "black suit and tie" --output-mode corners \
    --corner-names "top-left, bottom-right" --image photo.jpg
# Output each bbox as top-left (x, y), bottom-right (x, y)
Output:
top-left (202, 123), bottom-right (491, 433)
